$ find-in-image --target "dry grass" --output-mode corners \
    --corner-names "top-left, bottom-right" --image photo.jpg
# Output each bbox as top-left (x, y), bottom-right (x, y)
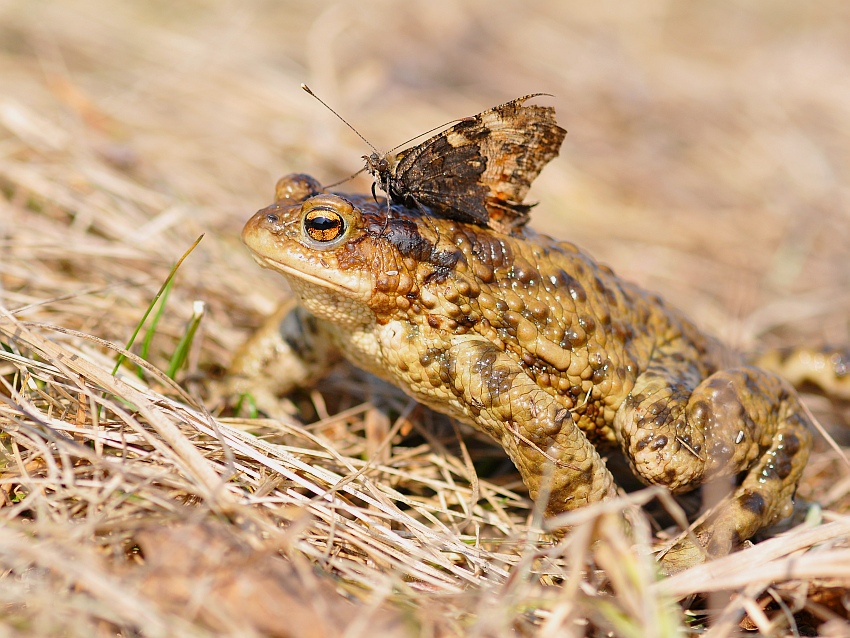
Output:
top-left (1, 1), bottom-right (849, 636)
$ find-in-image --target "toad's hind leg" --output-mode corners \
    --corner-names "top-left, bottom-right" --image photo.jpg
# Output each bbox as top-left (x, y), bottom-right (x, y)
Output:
top-left (615, 364), bottom-right (812, 572)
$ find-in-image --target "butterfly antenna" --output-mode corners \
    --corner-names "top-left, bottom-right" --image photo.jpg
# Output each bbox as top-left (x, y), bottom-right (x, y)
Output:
top-left (301, 84), bottom-right (379, 153)
top-left (386, 116), bottom-right (474, 153)
top-left (322, 166), bottom-right (367, 190)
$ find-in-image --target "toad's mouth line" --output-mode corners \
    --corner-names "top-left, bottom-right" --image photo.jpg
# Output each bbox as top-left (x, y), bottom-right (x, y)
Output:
top-left (251, 254), bottom-right (358, 295)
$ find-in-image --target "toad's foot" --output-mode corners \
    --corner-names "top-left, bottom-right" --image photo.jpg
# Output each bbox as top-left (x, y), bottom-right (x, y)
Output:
top-left (617, 363), bottom-right (812, 573)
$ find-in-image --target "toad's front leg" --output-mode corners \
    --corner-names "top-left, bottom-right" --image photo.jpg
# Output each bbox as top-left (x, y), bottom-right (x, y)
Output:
top-left (410, 338), bottom-right (619, 513)
top-left (226, 301), bottom-right (342, 418)
top-left (616, 358), bottom-right (812, 573)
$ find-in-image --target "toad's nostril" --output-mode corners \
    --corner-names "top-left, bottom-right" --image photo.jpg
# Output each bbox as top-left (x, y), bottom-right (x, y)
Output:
top-left (266, 213), bottom-right (279, 224)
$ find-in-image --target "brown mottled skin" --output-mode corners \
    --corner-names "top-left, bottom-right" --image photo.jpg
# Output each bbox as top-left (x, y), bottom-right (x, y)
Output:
top-left (241, 173), bottom-right (814, 571)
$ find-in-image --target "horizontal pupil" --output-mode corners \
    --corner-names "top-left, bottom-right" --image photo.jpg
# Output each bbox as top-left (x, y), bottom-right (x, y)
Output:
top-left (309, 215), bottom-right (339, 230)
top-left (305, 210), bottom-right (344, 242)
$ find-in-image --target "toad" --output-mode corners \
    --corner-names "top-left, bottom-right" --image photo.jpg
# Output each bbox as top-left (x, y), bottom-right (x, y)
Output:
top-left (240, 172), bottom-right (817, 572)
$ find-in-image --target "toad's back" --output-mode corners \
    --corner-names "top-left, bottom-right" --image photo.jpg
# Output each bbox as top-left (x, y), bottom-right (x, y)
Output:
top-left (394, 211), bottom-right (727, 443)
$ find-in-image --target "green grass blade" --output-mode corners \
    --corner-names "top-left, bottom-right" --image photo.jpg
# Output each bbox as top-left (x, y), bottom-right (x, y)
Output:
top-left (112, 234), bottom-right (204, 377)
top-left (165, 300), bottom-right (205, 379)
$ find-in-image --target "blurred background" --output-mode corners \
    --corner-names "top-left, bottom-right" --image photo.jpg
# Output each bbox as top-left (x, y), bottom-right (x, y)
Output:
top-left (2, 0), bottom-right (849, 361)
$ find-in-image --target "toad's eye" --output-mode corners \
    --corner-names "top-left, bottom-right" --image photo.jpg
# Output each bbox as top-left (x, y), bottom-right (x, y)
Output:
top-left (298, 195), bottom-right (356, 248)
top-left (303, 209), bottom-right (345, 243)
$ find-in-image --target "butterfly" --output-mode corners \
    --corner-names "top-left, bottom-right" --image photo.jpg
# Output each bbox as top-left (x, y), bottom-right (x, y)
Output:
top-left (362, 94), bottom-right (566, 230)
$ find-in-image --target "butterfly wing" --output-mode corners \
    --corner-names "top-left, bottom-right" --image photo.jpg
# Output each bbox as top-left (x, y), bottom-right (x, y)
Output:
top-left (390, 133), bottom-right (491, 224)
top-left (391, 94), bottom-right (566, 229)
top-left (473, 95), bottom-right (567, 228)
